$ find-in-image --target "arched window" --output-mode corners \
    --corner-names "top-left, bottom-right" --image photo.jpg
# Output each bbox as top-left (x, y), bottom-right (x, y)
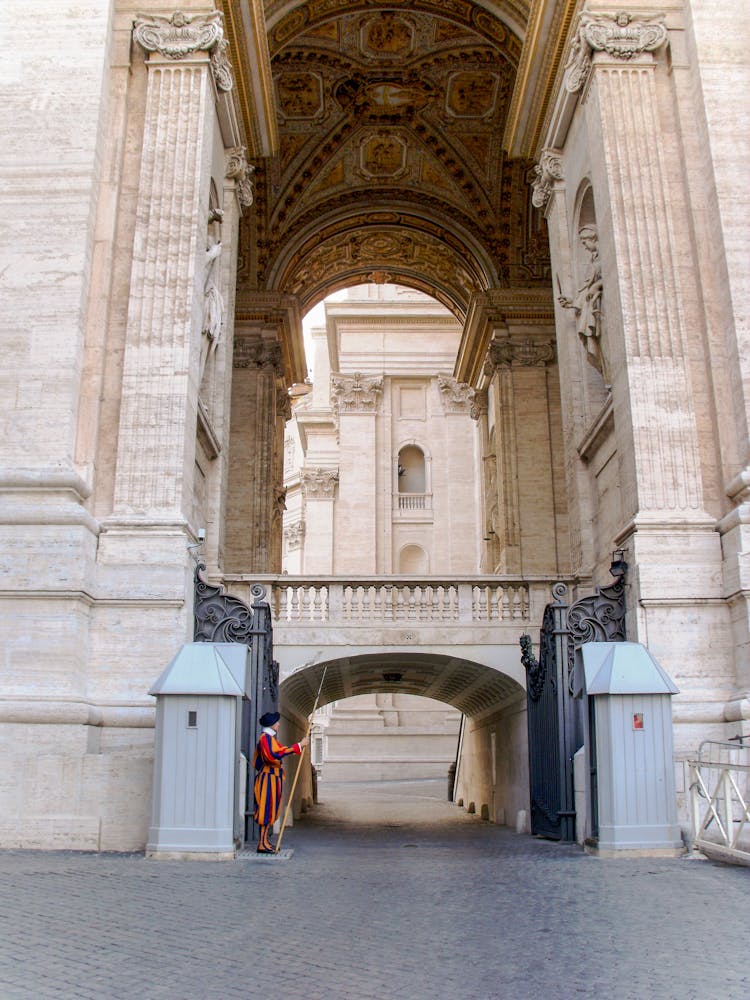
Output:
top-left (399, 544), bottom-right (428, 574)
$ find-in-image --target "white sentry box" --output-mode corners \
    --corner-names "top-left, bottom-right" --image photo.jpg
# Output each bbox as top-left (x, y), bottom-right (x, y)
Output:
top-left (147, 643), bottom-right (250, 859)
top-left (580, 641), bottom-right (683, 856)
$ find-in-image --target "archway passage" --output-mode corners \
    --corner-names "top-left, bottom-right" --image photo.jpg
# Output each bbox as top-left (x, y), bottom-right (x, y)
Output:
top-left (234, 2), bottom-right (553, 318)
top-left (280, 652), bottom-right (528, 830)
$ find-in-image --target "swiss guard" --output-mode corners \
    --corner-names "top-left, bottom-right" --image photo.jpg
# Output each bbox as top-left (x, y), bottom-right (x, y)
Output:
top-left (253, 712), bottom-right (309, 854)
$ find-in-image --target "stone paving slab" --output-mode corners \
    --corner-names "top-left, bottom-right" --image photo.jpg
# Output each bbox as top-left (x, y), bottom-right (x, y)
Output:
top-left (0, 778), bottom-right (748, 1000)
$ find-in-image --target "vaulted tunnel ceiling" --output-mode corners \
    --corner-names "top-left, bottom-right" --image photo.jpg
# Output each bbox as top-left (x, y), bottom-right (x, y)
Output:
top-left (281, 652), bottom-right (524, 721)
top-left (232, 1), bottom-right (555, 319)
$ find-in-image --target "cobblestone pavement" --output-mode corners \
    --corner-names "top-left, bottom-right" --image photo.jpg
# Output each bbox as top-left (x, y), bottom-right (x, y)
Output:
top-left (0, 778), bottom-right (748, 1000)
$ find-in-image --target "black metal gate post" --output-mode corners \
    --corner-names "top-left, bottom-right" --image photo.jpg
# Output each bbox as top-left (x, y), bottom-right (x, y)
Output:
top-left (193, 567), bottom-right (277, 844)
top-left (520, 582), bottom-right (576, 841)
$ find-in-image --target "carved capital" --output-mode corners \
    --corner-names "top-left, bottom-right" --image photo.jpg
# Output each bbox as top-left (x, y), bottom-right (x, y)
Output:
top-left (233, 338), bottom-right (283, 374)
top-left (564, 11), bottom-right (668, 93)
top-left (284, 521), bottom-right (305, 550)
top-left (485, 337), bottom-right (556, 372)
top-left (470, 389), bottom-right (488, 422)
top-left (531, 150), bottom-right (564, 209)
top-left (301, 467), bottom-right (339, 499)
top-left (436, 375), bottom-right (474, 414)
top-left (330, 372), bottom-right (383, 413)
top-left (226, 147), bottom-right (255, 208)
top-left (276, 387), bottom-right (293, 422)
top-left (133, 10), bottom-right (224, 60)
top-left (210, 39), bottom-right (234, 92)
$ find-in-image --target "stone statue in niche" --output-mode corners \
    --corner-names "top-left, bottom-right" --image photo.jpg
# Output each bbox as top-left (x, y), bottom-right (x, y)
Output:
top-left (557, 224), bottom-right (607, 382)
top-left (200, 207), bottom-right (224, 381)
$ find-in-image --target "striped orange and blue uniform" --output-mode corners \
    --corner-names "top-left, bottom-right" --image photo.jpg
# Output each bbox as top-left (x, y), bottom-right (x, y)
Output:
top-left (253, 732), bottom-right (301, 827)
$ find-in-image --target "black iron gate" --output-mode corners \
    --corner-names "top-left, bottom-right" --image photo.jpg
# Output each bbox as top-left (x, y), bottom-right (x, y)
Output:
top-left (193, 565), bottom-right (278, 842)
top-left (520, 582), bottom-right (576, 841)
top-left (520, 575), bottom-right (627, 842)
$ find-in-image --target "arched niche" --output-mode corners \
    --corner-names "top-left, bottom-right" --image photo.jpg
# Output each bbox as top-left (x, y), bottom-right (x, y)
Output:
top-left (398, 543), bottom-right (429, 574)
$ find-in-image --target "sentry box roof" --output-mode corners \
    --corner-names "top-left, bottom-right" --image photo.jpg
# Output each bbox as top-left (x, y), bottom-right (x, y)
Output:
top-left (149, 642), bottom-right (248, 697)
top-left (580, 642), bottom-right (679, 696)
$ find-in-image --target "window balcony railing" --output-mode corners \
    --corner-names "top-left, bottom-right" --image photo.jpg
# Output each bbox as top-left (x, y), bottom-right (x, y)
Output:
top-left (395, 492), bottom-right (431, 512)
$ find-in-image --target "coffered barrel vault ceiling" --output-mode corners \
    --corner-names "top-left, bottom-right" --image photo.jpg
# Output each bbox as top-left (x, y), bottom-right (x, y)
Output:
top-left (225, 1), bottom-right (573, 319)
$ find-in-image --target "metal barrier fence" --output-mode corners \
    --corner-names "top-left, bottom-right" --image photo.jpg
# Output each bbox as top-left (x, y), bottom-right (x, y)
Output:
top-left (688, 738), bottom-right (750, 865)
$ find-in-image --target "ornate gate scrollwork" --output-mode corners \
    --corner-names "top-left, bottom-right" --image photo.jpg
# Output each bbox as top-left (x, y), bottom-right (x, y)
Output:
top-left (193, 562), bottom-right (267, 643)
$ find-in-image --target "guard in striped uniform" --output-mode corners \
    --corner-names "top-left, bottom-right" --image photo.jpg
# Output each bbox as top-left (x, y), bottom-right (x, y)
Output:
top-left (253, 712), bottom-right (308, 853)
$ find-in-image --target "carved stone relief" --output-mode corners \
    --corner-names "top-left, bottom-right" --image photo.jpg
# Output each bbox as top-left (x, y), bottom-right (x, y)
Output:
top-left (531, 150), bottom-right (563, 209)
top-left (133, 11), bottom-right (233, 92)
top-left (233, 339), bottom-right (283, 373)
top-left (564, 11), bottom-right (669, 93)
top-left (361, 14), bottom-right (415, 58)
top-left (284, 521), bottom-right (305, 549)
top-left (436, 375), bottom-right (474, 413)
top-left (557, 225), bottom-right (607, 380)
top-left (226, 147), bottom-right (255, 209)
top-left (484, 337), bottom-right (556, 372)
top-left (330, 373), bottom-right (384, 413)
top-left (445, 72), bottom-right (499, 118)
top-left (301, 467), bottom-right (339, 499)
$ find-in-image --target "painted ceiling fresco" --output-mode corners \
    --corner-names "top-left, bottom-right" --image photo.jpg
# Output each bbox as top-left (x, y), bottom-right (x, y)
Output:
top-left (238, 1), bottom-right (550, 318)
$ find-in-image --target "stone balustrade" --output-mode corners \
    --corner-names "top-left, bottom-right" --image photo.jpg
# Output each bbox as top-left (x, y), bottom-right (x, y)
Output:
top-left (223, 575), bottom-right (569, 629)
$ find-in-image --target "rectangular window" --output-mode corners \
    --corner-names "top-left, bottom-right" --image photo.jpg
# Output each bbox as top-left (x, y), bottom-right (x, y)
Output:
top-left (187, 710), bottom-right (198, 728)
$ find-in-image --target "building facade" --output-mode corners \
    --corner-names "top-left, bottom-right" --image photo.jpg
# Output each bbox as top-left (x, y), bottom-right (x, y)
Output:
top-left (0, 0), bottom-right (748, 849)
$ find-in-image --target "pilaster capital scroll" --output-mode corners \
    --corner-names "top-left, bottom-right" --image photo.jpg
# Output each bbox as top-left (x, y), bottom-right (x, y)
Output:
top-left (436, 375), bottom-right (474, 414)
top-left (330, 372), bottom-right (383, 413)
top-left (226, 147), bottom-right (255, 208)
top-left (531, 150), bottom-right (564, 209)
top-left (133, 10), bottom-right (224, 59)
top-left (564, 11), bottom-right (668, 93)
top-left (301, 467), bottom-right (339, 499)
top-left (484, 337), bottom-right (556, 373)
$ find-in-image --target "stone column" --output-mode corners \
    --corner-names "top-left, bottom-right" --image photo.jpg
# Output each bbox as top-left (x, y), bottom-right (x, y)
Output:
top-left (300, 468), bottom-right (339, 573)
top-left (484, 335), bottom-right (561, 576)
top-left (107, 12), bottom-right (226, 534)
top-left (331, 373), bottom-right (384, 574)
top-left (533, 149), bottom-right (597, 576)
top-left (225, 338), bottom-right (289, 573)
top-left (560, 11), bottom-right (730, 727)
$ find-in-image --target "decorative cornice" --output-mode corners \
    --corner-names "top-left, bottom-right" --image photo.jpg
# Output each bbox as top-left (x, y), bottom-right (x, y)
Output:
top-left (133, 10), bottom-right (224, 60)
top-left (330, 372), bottom-right (383, 413)
top-left (531, 149), bottom-right (564, 209)
top-left (226, 147), bottom-right (254, 208)
top-left (301, 467), bottom-right (339, 499)
top-left (232, 338), bottom-right (283, 373)
top-left (564, 11), bottom-right (669, 93)
top-left (485, 337), bottom-right (556, 372)
top-left (436, 375), bottom-right (474, 414)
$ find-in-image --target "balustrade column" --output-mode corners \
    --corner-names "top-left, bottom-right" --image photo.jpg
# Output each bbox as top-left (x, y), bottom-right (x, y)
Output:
top-left (110, 12), bottom-right (225, 525)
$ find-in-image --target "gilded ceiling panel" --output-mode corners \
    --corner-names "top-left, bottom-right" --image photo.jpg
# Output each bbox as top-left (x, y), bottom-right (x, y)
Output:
top-left (239, 1), bottom-right (549, 316)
